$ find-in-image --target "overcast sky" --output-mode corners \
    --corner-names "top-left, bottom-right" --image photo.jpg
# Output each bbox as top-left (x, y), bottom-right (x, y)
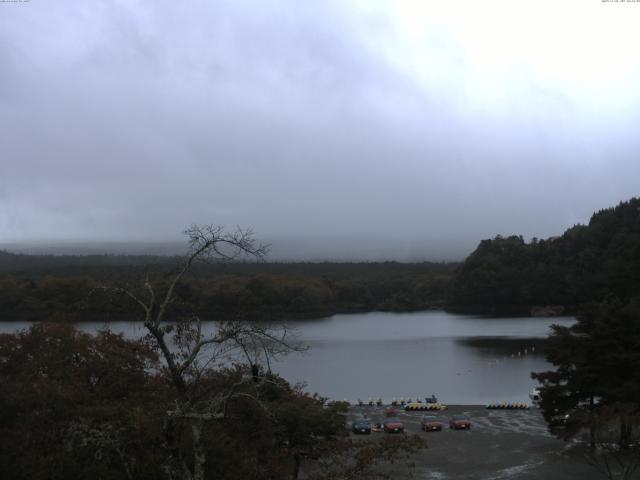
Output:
top-left (1, 0), bottom-right (640, 258)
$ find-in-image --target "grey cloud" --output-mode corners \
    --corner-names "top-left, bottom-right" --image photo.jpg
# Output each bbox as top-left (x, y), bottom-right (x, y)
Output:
top-left (1, 0), bottom-right (639, 259)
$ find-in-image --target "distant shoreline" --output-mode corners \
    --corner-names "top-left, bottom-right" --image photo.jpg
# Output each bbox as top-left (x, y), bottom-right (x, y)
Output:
top-left (0, 305), bottom-right (576, 323)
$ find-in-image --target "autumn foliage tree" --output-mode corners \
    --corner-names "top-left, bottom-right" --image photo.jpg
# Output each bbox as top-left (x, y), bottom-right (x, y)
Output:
top-left (0, 323), bottom-right (166, 480)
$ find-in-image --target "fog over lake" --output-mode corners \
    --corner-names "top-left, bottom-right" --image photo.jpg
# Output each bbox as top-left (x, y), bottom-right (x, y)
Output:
top-left (1, 311), bottom-right (574, 405)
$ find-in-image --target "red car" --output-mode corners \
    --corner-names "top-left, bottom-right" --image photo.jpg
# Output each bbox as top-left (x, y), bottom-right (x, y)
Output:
top-left (449, 415), bottom-right (471, 430)
top-left (383, 417), bottom-right (404, 433)
top-left (384, 407), bottom-right (399, 417)
top-left (420, 415), bottom-right (443, 432)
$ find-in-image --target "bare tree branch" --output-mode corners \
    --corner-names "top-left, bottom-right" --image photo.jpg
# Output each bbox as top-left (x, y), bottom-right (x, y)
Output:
top-left (98, 225), bottom-right (299, 480)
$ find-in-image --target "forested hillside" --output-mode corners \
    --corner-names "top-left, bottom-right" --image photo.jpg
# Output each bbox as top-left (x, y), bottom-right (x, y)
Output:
top-left (3, 197), bottom-right (639, 320)
top-left (0, 256), bottom-right (454, 321)
top-left (451, 198), bottom-right (640, 313)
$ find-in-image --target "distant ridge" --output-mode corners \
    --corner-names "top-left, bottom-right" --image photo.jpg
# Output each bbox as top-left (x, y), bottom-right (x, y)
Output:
top-left (0, 241), bottom-right (186, 256)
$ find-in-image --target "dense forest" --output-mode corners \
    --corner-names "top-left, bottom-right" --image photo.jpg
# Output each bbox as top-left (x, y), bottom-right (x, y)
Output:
top-left (451, 197), bottom-right (640, 314)
top-left (2, 197), bottom-right (639, 321)
top-left (0, 254), bottom-right (454, 321)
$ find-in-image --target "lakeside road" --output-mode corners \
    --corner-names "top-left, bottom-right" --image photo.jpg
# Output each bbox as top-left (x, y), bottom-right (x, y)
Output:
top-left (347, 405), bottom-right (601, 480)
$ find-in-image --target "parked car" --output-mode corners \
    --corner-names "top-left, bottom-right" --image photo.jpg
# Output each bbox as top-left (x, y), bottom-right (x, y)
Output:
top-left (383, 417), bottom-right (404, 433)
top-left (351, 418), bottom-right (372, 434)
top-left (420, 415), bottom-right (443, 432)
top-left (449, 415), bottom-right (471, 430)
top-left (384, 407), bottom-right (398, 417)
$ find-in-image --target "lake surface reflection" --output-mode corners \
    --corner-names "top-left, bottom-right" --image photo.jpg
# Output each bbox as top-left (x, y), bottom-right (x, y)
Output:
top-left (274, 311), bottom-right (574, 405)
top-left (0, 311), bottom-right (574, 405)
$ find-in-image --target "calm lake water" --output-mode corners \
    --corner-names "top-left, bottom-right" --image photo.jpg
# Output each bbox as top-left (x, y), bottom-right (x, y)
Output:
top-left (0, 311), bottom-right (574, 405)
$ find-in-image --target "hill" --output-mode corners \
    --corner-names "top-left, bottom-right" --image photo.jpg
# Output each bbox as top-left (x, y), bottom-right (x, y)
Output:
top-left (450, 197), bottom-right (640, 314)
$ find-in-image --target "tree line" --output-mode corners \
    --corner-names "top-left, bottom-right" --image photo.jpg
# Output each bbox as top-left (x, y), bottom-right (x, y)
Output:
top-left (451, 197), bottom-right (640, 314)
top-left (4, 198), bottom-right (640, 321)
top-left (0, 256), bottom-right (454, 322)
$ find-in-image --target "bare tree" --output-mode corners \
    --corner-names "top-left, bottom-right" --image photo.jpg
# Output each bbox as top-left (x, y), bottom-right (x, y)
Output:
top-left (105, 225), bottom-right (302, 480)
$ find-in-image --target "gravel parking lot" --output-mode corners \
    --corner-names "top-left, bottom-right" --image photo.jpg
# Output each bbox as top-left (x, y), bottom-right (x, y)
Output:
top-left (347, 405), bottom-right (603, 480)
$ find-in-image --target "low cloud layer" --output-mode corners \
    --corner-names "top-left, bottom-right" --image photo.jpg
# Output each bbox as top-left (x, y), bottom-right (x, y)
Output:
top-left (2, 1), bottom-right (640, 258)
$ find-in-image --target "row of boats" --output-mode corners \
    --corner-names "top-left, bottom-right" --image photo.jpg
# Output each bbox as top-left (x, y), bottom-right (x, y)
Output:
top-left (486, 402), bottom-right (530, 409)
top-left (354, 395), bottom-right (439, 407)
top-left (341, 390), bottom-right (543, 409)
